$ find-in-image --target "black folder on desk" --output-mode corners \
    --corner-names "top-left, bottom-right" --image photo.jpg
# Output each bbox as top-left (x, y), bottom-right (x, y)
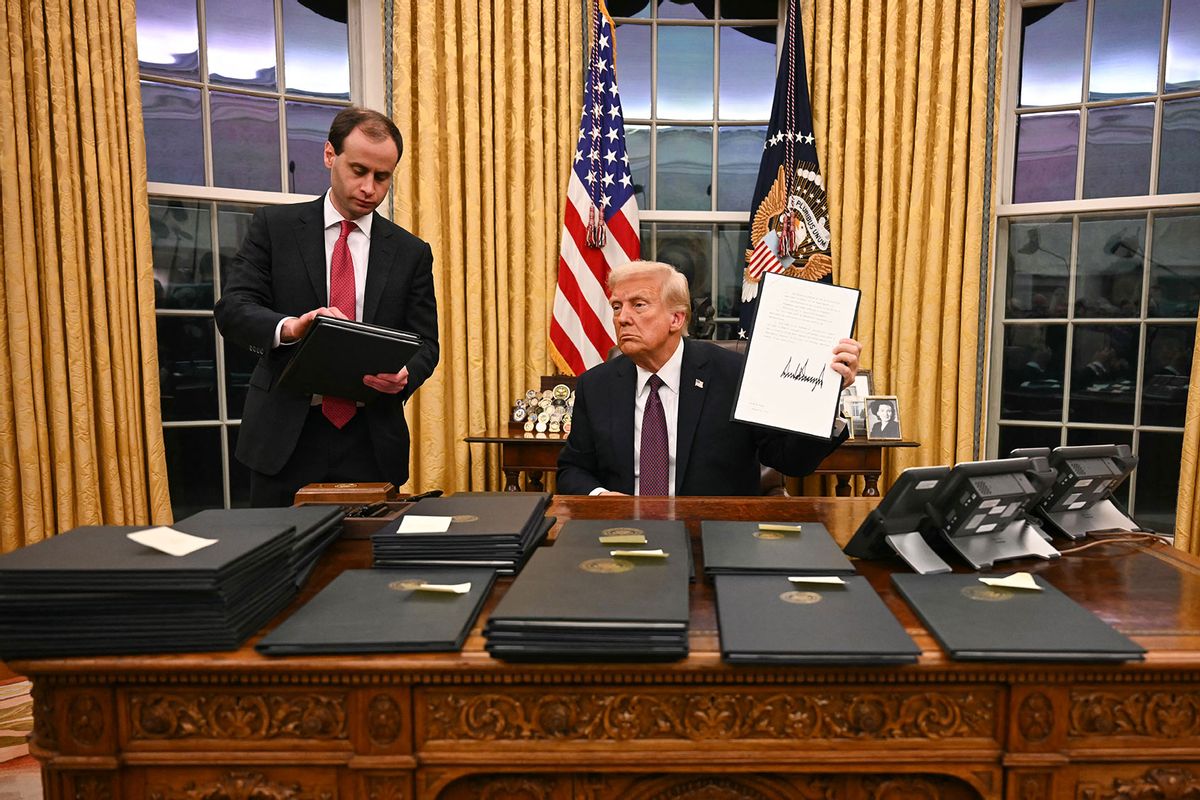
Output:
top-left (701, 521), bottom-right (855, 577)
top-left (715, 574), bottom-right (919, 664)
top-left (891, 573), bottom-right (1145, 662)
top-left (257, 568), bottom-right (497, 655)
top-left (277, 315), bottom-right (423, 403)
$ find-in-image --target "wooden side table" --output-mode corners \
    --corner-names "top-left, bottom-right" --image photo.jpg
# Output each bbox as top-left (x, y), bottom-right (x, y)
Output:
top-left (465, 434), bottom-right (919, 495)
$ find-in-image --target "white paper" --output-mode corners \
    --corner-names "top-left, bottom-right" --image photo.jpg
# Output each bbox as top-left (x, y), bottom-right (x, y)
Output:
top-left (412, 582), bottom-right (471, 594)
top-left (758, 523), bottom-right (803, 533)
top-left (979, 572), bottom-right (1043, 591)
top-left (610, 549), bottom-right (668, 558)
top-left (787, 575), bottom-right (846, 586)
top-left (733, 272), bottom-right (860, 437)
top-left (398, 515), bottom-right (453, 533)
top-left (127, 527), bottom-right (218, 557)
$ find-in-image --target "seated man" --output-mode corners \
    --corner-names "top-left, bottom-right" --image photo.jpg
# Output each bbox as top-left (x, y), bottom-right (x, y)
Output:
top-left (557, 260), bottom-right (861, 496)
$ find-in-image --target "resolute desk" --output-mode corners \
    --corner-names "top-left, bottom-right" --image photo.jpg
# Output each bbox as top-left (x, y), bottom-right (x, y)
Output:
top-left (13, 496), bottom-right (1200, 799)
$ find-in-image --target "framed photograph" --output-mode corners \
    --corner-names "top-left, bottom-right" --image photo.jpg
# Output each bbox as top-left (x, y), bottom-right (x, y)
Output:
top-left (865, 395), bottom-right (902, 440)
top-left (840, 370), bottom-right (872, 438)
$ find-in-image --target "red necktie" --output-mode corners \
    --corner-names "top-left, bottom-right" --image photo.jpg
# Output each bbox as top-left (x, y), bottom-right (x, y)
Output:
top-left (639, 374), bottom-right (669, 495)
top-left (322, 219), bottom-right (357, 429)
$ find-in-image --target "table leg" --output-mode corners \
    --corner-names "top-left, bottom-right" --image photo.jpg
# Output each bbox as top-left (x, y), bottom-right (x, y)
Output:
top-left (863, 473), bottom-right (880, 497)
top-left (835, 475), bottom-right (852, 497)
top-left (503, 470), bottom-right (521, 492)
top-left (527, 470), bottom-right (545, 492)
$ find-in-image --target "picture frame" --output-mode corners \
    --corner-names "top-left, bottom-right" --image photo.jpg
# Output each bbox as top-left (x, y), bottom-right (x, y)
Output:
top-left (865, 395), bottom-right (902, 440)
top-left (840, 370), bottom-right (872, 438)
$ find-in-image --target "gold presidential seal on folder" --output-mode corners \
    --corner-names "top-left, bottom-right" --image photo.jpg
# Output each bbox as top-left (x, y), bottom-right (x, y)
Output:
top-left (780, 590), bottom-right (822, 605)
top-left (579, 558), bottom-right (634, 574)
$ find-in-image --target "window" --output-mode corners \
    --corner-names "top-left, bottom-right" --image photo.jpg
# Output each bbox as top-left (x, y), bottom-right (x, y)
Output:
top-left (136, 0), bottom-right (375, 517)
top-left (991, 0), bottom-right (1200, 533)
top-left (611, 0), bottom-right (781, 337)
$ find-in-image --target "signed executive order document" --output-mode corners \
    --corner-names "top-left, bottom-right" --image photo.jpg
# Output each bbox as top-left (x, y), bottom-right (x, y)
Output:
top-left (732, 271), bottom-right (860, 438)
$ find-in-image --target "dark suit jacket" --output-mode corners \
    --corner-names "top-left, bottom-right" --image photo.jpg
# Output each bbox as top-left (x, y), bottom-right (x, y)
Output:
top-left (557, 339), bottom-right (847, 495)
top-left (213, 197), bottom-right (439, 483)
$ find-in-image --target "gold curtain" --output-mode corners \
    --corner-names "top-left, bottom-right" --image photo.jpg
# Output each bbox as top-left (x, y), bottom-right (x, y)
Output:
top-left (1175, 317), bottom-right (1200, 553)
top-left (390, 1), bottom-right (582, 492)
top-left (804, 0), bottom-right (1003, 483)
top-left (0, 0), bottom-right (171, 553)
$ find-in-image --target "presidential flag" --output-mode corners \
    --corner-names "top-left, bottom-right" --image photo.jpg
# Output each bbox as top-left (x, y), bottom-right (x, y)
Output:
top-left (549, 0), bottom-right (641, 376)
top-left (738, 0), bottom-right (832, 338)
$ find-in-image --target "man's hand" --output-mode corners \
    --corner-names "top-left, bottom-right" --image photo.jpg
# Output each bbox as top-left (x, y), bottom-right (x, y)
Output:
top-left (598, 490), bottom-right (629, 496)
top-left (830, 337), bottom-right (862, 390)
top-left (280, 306), bottom-right (349, 343)
top-left (364, 367), bottom-right (409, 395)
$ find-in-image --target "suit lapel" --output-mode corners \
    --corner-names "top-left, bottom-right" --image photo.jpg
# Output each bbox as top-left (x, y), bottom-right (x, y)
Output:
top-left (674, 339), bottom-right (709, 494)
top-left (611, 358), bottom-right (637, 492)
top-left (296, 198), bottom-right (326, 305)
top-left (362, 214), bottom-right (396, 324)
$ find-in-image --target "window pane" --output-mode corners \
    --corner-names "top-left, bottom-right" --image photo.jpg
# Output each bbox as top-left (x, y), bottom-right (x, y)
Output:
top-left (1005, 219), bottom-right (1070, 319)
top-left (1142, 324), bottom-right (1193, 427)
top-left (227, 426), bottom-right (252, 508)
top-left (285, 101), bottom-right (337, 195)
top-left (625, 124), bottom-right (651, 208)
top-left (1018, 2), bottom-right (1086, 106)
top-left (223, 336), bottom-right (256, 421)
top-left (1082, 103), bottom-right (1153, 199)
top-left (615, 22), bottom-right (651, 119)
top-left (1150, 212), bottom-right (1200, 317)
top-left (141, 81), bottom-right (205, 185)
top-left (164, 427), bottom-right (224, 518)
top-left (1000, 324), bottom-right (1066, 421)
top-left (1088, 0), bottom-right (1162, 100)
top-left (1075, 216), bottom-right (1145, 318)
top-left (282, 0), bottom-right (350, 98)
top-left (1159, 96), bottom-right (1200, 195)
top-left (716, 125), bottom-right (766, 211)
top-left (716, 224), bottom-right (750, 318)
top-left (656, 125), bottom-right (712, 210)
top-left (657, 26), bottom-right (714, 119)
top-left (206, 0), bottom-right (277, 90)
top-left (158, 317), bottom-right (219, 421)
top-left (136, 0), bottom-right (200, 80)
top-left (1065, 427), bottom-right (1132, 507)
top-left (216, 203), bottom-right (257, 297)
top-left (655, 225), bottom-right (713, 314)
top-left (1166, 0), bottom-right (1200, 92)
top-left (657, 0), bottom-right (706, 20)
top-left (1069, 324), bottom-right (1139, 425)
top-left (719, 26), bottom-right (775, 120)
top-left (150, 199), bottom-right (213, 310)
top-left (211, 91), bottom-right (281, 191)
top-left (1012, 111), bottom-right (1078, 203)
top-left (996, 424), bottom-right (1062, 457)
top-left (1135, 431), bottom-right (1183, 532)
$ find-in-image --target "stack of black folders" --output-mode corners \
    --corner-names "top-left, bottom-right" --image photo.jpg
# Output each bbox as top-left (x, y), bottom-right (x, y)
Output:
top-left (256, 568), bottom-right (498, 655)
top-left (703, 521), bottom-right (919, 665)
top-left (892, 573), bottom-right (1145, 662)
top-left (371, 492), bottom-right (552, 574)
top-left (484, 520), bottom-right (691, 662)
top-left (0, 505), bottom-right (344, 659)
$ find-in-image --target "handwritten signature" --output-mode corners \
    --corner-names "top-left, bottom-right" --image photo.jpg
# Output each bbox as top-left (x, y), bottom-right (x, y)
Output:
top-left (780, 356), bottom-right (826, 392)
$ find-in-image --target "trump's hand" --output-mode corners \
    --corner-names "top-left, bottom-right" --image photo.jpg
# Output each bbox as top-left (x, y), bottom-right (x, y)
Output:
top-left (364, 367), bottom-right (409, 395)
top-left (280, 306), bottom-right (349, 343)
top-left (830, 338), bottom-right (862, 390)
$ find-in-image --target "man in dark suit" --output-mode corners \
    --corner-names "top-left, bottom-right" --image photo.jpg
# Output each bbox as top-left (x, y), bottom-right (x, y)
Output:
top-left (557, 261), bottom-right (859, 496)
top-left (215, 107), bottom-right (438, 506)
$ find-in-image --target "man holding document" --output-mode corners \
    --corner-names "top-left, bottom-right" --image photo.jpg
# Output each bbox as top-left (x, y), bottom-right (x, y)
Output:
top-left (557, 261), bottom-right (859, 496)
top-left (215, 107), bottom-right (439, 506)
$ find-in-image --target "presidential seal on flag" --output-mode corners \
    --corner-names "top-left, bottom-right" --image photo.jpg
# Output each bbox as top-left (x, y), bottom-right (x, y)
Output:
top-left (743, 161), bottom-right (832, 298)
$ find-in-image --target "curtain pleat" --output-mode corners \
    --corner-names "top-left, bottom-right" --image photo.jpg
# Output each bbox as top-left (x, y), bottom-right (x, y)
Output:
top-left (391, 1), bottom-right (581, 492)
top-left (1175, 316), bottom-right (1200, 553)
top-left (0, 0), bottom-right (170, 553)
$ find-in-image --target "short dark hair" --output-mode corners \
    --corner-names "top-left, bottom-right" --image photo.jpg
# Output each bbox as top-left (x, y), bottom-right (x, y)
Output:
top-left (327, 107), bottom-right (403, 160)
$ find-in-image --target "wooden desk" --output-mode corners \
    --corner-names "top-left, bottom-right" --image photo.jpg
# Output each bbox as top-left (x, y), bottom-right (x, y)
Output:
top-left (14, 496), bottom-right (1200, 800)
top-left (466, 434), bottom-right (919, 495)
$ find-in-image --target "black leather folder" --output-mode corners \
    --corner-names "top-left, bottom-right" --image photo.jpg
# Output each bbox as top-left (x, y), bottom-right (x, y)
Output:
top-left (277, 315), bottom-right (423, 403)
top-left (257, 568), bottom-right (497, 655)
top-left (715, 574), bottom-right (919, 664)
top-left (701, 521), bottom-right (855, 577)
top-left (892, 572), bottom-right (1145, 662)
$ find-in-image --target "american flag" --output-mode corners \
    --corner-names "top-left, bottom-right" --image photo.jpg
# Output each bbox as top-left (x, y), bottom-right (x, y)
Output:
top-left (549, 0), bottom-right (640, 376)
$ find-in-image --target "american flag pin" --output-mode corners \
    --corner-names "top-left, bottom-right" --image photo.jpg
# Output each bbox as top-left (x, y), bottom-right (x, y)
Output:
top-left (695, 379), bottom-right (704, 389)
